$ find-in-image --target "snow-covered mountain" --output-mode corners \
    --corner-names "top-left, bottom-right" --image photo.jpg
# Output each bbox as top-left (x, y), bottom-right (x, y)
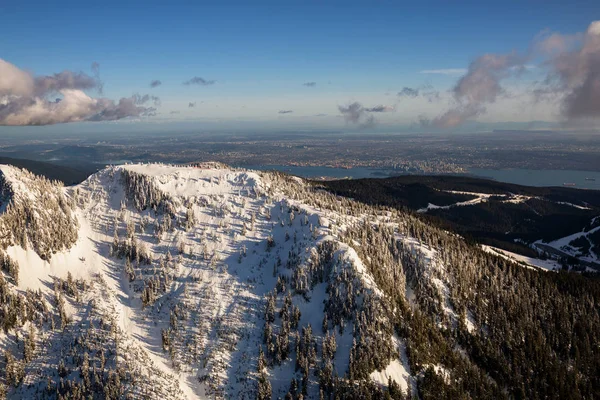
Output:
top-left (0, 163), bottom-right (598, 399)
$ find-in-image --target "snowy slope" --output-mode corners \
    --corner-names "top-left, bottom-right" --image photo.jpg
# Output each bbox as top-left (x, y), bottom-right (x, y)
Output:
top-left (541, 224), bottom-right (600, 263)
top-left (0, 163), bottom-right (419, 399)
top-left (417, 190), bottom-right (495, 212)
top-left (417, 190), bottom-right (592, 213)
top-left (481, 245), bottom-right (562, 271)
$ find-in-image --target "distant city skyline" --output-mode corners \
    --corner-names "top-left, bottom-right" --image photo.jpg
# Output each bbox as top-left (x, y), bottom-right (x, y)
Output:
top-left (1, 1), bottom-right (599, 132)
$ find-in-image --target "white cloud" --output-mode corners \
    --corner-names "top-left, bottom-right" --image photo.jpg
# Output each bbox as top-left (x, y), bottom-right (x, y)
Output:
top-left (419, 68), bottom-right (467, 76)
top-left (0, 58), bottom-right (157, 125)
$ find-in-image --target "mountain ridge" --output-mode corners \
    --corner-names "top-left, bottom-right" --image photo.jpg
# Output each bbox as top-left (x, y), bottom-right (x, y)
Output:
top-left (318, 175), bottom-right (600, 270)
top-left (0, 163), bottom-right (598, 399)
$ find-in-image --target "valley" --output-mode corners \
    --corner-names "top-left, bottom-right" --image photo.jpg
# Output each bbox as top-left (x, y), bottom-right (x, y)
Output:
top-left (319, 175), bottom-right (600, 271)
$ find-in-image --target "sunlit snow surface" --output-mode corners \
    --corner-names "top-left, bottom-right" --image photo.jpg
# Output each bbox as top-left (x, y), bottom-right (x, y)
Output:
top-left (1, 163), bottom-right (414, 398)
top-left (2, 162), bottom-right (594, 398)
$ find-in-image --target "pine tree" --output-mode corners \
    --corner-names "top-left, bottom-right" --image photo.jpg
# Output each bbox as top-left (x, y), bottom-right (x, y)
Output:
top-left (4, 350), bottom-right (24, 386)
top-left (112, 229), bottom-right (119, 256)
top-left (81, 352), bottom-right (91, 389)
top-left (23, 324), bottom-right (36, 362)
top-left (257, 346), bottom-right (266, 372)
top-left (256, 370), bottom-right (272, 400)
top-left (125, 257), bottom-right (135, 282)
top-left (266, 235), bottom-right (275, 250)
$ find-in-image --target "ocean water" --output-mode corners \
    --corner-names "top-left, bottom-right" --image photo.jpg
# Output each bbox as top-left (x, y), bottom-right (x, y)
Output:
top-left (243, 165), bottom-right (384, 179)
top-left (243, 164), bottom-right (600, 190)
top-left (468, 168), bottom-right (600, 190)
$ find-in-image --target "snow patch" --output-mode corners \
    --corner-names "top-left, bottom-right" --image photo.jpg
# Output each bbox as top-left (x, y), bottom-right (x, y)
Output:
top-left (370, 335), bottom-right (414, 393)
top-left (481, 245), bottom-right (561, 271)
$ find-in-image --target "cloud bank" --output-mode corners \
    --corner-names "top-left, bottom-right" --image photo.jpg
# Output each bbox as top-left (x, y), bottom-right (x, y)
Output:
top-left (543, 21), bottom-right (600, 120)
top-left (429, 20), bottom-right (600, 128)
top-left (432, 52), bottom-right (524, 127)
top-left (0, 59), bottom-right (158, 126)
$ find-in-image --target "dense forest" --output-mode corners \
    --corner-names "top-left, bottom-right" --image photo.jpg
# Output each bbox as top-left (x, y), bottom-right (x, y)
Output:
top-left (278, 171), bottom-right (600, 399)
top-left (319, 175), bottom-right (600, 262)
top-left (0, 168), bottom-right (78, 260)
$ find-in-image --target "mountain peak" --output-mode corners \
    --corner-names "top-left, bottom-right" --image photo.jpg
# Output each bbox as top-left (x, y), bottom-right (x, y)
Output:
top-left (0, 163), bottom-right (597, 399)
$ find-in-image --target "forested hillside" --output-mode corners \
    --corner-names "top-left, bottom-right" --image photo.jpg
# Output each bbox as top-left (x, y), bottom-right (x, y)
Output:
top-left (319, 175), bottom-right (600, 267)
top-left (0, 164), bottom-right (598, 399)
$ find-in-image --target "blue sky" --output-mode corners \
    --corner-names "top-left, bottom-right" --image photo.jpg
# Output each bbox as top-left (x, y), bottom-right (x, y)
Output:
top-left (0, 0), bottom-right (599, 132)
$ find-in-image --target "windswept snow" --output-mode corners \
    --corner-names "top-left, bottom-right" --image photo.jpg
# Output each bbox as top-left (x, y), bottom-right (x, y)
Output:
top-left (502, 194), bottom-right (532, 204)
top-left (122, 163), bottom-right (261, 198)
top-left (416, 188), bottom-right (591, 213)
top-left (481, 245), bottom-right (561, 271)
top-left (546, 224), bottom-right (600, 249)
top-left (555, 201), bottom-right (592, 210)
top-left (417, 191), bottom-right (493, 213)
top-left (532, 223), bottom-right (600, 264)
